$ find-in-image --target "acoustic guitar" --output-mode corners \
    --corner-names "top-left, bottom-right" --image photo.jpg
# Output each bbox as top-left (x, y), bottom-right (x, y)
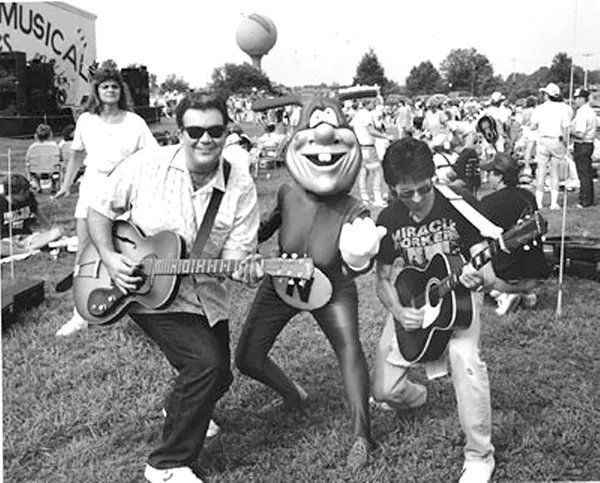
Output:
top-left (73, 221), bottom-right (314, 325)
top-left (394, 212), bottom-right (547, 364)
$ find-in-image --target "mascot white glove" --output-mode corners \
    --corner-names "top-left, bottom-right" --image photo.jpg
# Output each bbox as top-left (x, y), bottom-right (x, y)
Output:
top-left (339, 217), bottom-right (388, 271)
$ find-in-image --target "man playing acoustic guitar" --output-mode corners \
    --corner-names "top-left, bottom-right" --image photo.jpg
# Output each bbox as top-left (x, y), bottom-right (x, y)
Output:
top-left (371, 138), bottom-right (496, 483)
top-left (87, 92), bottom-right (262, 483)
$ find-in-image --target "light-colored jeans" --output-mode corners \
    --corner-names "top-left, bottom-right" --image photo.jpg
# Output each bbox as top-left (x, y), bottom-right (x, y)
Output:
top-left (535, 137), bottom-right (566, 194)
top-left (358, 145), bottom-right (383, 202)
top-left (371, 292), bottom-right (494, 462)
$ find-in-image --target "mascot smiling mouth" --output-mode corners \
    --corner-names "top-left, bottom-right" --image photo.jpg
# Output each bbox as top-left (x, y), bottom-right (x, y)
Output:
top-left (303, 151), bottom-right (346, 166)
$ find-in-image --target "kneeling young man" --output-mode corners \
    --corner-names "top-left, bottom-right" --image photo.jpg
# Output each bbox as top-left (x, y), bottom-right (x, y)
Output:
top-left (371, 138), bottom-right (496, 483)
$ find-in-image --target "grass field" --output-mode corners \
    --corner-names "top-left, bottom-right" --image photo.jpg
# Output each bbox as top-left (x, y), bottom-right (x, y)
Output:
top-left (2, 132), bottom-right (599, 483)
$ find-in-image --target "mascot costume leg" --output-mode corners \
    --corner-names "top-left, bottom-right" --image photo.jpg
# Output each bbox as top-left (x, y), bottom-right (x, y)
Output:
top-left (235, 90), bottom-right (386, 470)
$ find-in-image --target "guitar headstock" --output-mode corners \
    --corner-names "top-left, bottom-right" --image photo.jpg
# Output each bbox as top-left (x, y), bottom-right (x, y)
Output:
top-left (264, 257), bottom-right (314, 280)
top-left (502, 212), bottom-right (548, 251)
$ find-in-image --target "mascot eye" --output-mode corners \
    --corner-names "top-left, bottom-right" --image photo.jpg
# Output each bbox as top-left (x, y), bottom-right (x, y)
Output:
top-left (322, 108), bottom-right (339, 127)
top-left (309, 110), bottom-right (324, 128)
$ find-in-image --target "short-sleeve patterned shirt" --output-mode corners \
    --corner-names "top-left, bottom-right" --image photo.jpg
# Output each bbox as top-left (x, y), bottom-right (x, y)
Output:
top-left (91, 144), bottom-right (259, 326)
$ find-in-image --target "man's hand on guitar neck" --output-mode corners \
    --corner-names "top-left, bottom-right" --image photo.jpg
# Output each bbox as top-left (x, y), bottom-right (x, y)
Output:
top-left (102, 251), bottom-right (144, 294)
top-left (229, 253), bottom-right (264, 287)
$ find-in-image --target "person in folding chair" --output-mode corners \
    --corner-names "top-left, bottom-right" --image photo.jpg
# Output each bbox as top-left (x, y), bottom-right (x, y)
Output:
top-left (1, 173), bottom-right (62, 258)
top-left (25, 123), bottom-right (62, 194)
top-left (84, 91), bottom-right (262, 483)
top-left (371, 137), bottom-right (497, 483)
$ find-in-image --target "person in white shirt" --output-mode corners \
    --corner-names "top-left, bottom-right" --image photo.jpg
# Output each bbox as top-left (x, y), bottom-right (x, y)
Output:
top-left (529, 83), bottom-right (573, 210)
top-left (571, 88), bottom-right (598, 208)
top-left (351, 99), bottom-right (392, 206)
top-left (53, 67), bottom-right (158, 336)
top-left (395, 100), bottom-right (412, 139)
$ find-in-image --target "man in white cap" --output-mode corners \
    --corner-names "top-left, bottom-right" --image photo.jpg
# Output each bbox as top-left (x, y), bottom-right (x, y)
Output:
top-left (530, 83), bottom-right (573, 210)
top-left (571, 88), bottom-right (598, 208)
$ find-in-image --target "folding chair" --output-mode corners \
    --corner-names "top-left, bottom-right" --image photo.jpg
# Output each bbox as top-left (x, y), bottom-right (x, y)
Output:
top-left (26, 143), bottom-right (62, 193)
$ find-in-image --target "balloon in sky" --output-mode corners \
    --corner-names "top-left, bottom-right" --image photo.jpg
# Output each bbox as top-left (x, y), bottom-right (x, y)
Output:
top-left (235, 13), bottom-right (278, 70)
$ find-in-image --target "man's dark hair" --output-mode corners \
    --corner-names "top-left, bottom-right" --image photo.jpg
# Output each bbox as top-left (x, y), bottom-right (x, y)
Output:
top-left (382, 137), bottom-right (435, 187)
top-left (3, 173), bottom-right (33, 196)
top-left (493, 168), bottom-right (518, 187)
top-left (175, 91), bottom-right (231, 128)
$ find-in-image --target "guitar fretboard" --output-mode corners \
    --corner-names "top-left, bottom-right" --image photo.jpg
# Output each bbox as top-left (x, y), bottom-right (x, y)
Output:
top-left (152, 259), bottom-right (243, 275)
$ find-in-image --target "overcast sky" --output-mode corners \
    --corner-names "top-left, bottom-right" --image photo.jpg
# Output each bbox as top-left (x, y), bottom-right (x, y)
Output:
top-left (67, 0), bottom-right (600, 88)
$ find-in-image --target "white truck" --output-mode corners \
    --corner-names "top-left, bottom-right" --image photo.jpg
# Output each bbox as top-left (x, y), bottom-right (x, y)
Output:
top-left (0, 1), bottom-right (97, 108)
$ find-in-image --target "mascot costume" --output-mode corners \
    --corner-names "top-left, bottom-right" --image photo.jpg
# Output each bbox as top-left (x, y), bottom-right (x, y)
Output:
top-left (235, 90), bottom-right (386, 469)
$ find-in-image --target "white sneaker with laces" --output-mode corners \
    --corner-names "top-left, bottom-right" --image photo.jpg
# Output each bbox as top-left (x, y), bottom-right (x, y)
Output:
top-left (458, 458), bottom-right (495, 483)
top-left (55, 310), bottom-right (88, 336)
top-left (495, 293), bottom-right (521, 316)
top-left (144, 464), bottom-right (203, 483)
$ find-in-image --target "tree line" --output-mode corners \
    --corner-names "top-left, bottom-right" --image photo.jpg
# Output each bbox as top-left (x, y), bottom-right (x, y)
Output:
top-left (145, 47), bottom-right (600, 102)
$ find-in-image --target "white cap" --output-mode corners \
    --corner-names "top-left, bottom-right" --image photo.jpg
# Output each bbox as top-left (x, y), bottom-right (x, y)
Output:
top-left (539, 83), bottom-right (561, 98)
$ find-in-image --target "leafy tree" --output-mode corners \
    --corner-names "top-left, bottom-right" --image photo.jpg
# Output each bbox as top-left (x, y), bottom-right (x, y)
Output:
top-left (405, 61), bottom-right (444, 96)
top-left (439, 48), bottom-right (495, 97)
top-left (548, 52), bottom-right (585, 93)
top-left (160, 74), bottom-right (190, 94)
top-left (210, 63), bottom-right (273, 96)
top-left (352, 48), bottom-right (388, 88)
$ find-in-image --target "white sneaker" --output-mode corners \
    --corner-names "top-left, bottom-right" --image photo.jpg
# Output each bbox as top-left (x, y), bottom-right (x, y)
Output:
top-left (144, 464), bottom-right (203, 483)
top-left (458, 458), bottom-right (495, 483)
top-left (550, 203), bottom-right (560, 211)
top-left (161, 409), bottom-right (220, 438)
top-left (55, 311), bottom-right (88, 336)
top-left (495, 293), bottom-right (521, 316)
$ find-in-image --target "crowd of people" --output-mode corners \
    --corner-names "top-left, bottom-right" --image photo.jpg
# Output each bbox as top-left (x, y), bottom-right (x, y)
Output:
top-left (1, 73), bottom-right (598, 483)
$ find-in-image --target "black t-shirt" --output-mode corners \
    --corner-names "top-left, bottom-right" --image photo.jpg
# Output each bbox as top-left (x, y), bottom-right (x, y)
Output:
top-left (376, 188), bottom-right (484, 271)
top-left (1, 193), bottom-right (38, 238)
top-left (480, 186), bottom-right (549, 280)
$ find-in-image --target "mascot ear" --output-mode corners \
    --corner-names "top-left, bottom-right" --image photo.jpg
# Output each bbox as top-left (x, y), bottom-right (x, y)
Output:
top-left (252, 95), bottom-right (304, 112)
top-left (476, 115), bottom-right (499, 145)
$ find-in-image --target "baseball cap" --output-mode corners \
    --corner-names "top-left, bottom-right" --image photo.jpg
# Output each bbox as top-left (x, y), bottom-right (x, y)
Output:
top-left (490, 92), bottom-right (505, 103)
top-left (540, 83), bottom-right (561, 98)
top-left (574, 87), bottom-right (590, 99)
top-left (481, 152), bottom-right (518, 174)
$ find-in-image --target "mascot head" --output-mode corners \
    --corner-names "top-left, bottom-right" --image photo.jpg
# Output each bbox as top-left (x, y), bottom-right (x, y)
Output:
top-left (253, 88), bottom-right (378, 196)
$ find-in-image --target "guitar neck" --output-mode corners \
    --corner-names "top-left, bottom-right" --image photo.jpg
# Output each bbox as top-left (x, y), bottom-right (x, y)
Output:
top-left (437, 238), bottom-right (503, 298)
top-left (151, 258), bottom-right (244, 276)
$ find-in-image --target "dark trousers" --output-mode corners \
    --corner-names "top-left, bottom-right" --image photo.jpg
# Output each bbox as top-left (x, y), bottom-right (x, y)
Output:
top-left (573, 142), bottom-right (595, 206)
top-left (235, 276), bottom-right (371, 442)
top-left (130, 312), bottom-right (232, 469)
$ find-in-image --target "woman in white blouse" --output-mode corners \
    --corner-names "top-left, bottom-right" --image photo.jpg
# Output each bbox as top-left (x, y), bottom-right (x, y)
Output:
top-left (54, 67), bottom-right (158, 336)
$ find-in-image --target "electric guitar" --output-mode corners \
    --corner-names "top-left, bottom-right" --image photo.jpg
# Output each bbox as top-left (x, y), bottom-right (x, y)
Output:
top-left (73, 221), bottom-right (314, 325)
top-left (394, 212), bottom-right (547, 364)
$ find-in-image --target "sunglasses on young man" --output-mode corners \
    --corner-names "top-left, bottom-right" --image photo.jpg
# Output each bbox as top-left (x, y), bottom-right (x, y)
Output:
top-left (397, 180), bottom-right (434, 199)
top-left (183, 125), bottom-right (227, 139)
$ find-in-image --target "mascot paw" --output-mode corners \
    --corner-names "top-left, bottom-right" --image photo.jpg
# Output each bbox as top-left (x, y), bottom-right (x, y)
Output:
top-left (339, 217), bottom-right (387, 270)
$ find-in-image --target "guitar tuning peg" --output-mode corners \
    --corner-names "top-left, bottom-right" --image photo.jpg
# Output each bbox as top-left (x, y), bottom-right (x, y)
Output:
top-left (291, 253), bottom-right (298, 259)
top-left (287, 278), bottom-right (295, 286)
top-left (523, 245), bottom-right (531, 251)
top-left (282, 253), bottom-right (288, 259)
top-left (298, 280), bottom-right (306, 287)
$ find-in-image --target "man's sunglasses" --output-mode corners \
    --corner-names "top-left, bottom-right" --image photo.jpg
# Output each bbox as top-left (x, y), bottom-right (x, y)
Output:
top-left (397, 181), bottom-right (433, 199)
top-left (183, 125), bottom-right (227, 139)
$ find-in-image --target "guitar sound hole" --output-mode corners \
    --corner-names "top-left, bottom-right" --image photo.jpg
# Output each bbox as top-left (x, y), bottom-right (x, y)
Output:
top-left (427, 285), bottom-right (440, 307)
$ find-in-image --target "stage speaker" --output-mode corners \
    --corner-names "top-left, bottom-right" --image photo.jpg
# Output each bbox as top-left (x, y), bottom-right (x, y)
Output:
top-left (121, 66), bottom-right (150, 108)
top-left (0, 51), bottom-right (26, 115)
top-left (24, 61), bottom-right (58, 115)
